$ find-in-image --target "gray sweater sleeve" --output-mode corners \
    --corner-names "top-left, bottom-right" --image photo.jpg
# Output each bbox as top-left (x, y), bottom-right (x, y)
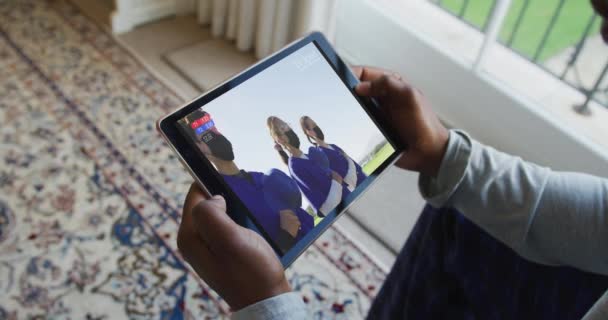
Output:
top-left (231, 292), bottom-right (307, 320)
top-left (231, 129), bottom-right (608, 320)
top-left (419, 130), bottom-right (608, 276)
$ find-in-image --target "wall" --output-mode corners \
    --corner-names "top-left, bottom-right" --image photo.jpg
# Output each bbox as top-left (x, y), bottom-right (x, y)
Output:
top-left (333, 0), bottom-right (608, 177)
top-left (291, 0), bottom-right (336, 41)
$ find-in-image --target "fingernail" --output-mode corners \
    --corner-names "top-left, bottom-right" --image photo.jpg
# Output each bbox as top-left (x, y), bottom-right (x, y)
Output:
top-left (355, 82), bottom-right (370, 93)
top-left (211, 195), bottom-right (225, 201)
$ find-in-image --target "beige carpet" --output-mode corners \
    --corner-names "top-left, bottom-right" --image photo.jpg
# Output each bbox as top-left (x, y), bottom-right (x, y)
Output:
top-left (0, 1), bottom-right (388, 318)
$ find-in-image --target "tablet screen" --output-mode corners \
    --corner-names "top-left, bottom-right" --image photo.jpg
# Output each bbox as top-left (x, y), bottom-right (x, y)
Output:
top-left (177, 43), bottom-right (396, 255)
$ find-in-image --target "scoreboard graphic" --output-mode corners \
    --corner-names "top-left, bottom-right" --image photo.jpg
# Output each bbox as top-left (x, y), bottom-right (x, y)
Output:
top-left (189, 113), bottom-right (215, 135)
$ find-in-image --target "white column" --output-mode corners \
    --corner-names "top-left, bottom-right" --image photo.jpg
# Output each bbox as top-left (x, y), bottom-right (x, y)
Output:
top-left (256, 0), bottom-right (277, 58)
top-left (271, 0), bottom-right (294, 52)
top-left (236, 0), bottom-right (257, 51)
top-left (325, 0), bottom-right (338, 44)
top-left (226, 0), bottom-right (239, 40)
top-left (473, 0), bottom-right (512, 72)
top-left (309, 0), bottom-right (333, 34)
top-left (111, 0), bottom-right (144, 33)
top-left (197, 0), bottom-right (212, 25)
top-left (291, 0), bottom-right (334, 39)
top-left (175, 0), bottom-right (195, 15)
top-left (211, 0), bottom-right (229, 37)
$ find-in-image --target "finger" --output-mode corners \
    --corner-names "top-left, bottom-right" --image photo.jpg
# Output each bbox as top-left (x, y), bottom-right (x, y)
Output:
top-left (395, 151), bottom-right (416, 172)
top-left (191, 195), bottom-right (245, 255)
top-left (351, 66), bottom-right (363, 79)
top-left (592, 0), bottom-right (608, 19)
top-left (183, 183), bottom-right (210, 216)
top-left (357, 66), bottom-right (389, 82)
top-left (356, 75), bottom-right (408, 97)
top-left (354, 81), bottom-right (373, 96)
top-left (353, 66), bottom-right (403, 82)
top-left (178, 183), bottom-right (210, 259)
top-left (176, 226), bottom-right (217, 286)
top-left (177, 197), bottom-right (213, 264)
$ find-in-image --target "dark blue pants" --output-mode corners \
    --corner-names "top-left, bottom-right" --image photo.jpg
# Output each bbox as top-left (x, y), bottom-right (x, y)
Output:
top-left (367, 205), bottom-right (608, 319)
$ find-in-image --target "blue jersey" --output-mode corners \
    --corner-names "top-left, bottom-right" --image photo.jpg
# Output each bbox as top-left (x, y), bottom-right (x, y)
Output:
top-left (288, 147), bottom-right (350, 214)
top-left (222, 170), bottom-right (313, 246)
top-left (222, 172), bottom-right (281, 242)
top-left (263, 169), bottom-right (313, 242)
top-left (316, 144), bottom-right (367, 188)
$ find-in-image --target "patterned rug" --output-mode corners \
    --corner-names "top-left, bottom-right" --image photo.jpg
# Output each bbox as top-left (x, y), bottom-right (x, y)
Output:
top-left (0, 0), bottom-right (386, 318)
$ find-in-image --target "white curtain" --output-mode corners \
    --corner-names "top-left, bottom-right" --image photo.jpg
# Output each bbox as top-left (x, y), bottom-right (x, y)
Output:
top-left (195, 0), bottom-right (337, 59)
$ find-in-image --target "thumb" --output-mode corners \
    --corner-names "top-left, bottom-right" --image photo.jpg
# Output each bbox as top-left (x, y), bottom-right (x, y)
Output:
top-left (191, 195), bottom-right (243, 254)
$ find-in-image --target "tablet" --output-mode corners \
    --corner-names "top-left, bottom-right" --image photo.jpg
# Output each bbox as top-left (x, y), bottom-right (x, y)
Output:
top-left (158, 32), bottom-right (405, 267)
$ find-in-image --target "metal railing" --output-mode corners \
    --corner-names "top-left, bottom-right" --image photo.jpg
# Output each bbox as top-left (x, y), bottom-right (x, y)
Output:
top-left (430, 0), bottom-right (608, 114)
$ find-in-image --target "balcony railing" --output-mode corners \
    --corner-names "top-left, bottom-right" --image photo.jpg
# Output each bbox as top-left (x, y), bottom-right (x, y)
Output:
top-left (429, 0), bottom-right (607, 114)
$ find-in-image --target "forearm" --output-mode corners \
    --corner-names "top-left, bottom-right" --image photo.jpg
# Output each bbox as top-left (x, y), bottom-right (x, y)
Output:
top-left (419, 130), bottom-right (608, 274)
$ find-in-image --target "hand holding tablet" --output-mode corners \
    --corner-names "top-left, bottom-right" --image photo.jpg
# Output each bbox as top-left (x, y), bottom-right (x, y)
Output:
top-left (352, 66), bottom-right (449, 177)
top-left (177, 184), bottom-right (290, 311)
top-left (160, 32), bottom-right (449, 310)
top-left (175, 63), bottom-right (448, 311)
top-left (159, 32), bottom-right (405, 266)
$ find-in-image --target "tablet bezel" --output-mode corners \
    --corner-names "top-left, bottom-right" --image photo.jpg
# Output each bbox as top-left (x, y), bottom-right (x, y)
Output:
top-left (158, 32), bottom-right (405, 267)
